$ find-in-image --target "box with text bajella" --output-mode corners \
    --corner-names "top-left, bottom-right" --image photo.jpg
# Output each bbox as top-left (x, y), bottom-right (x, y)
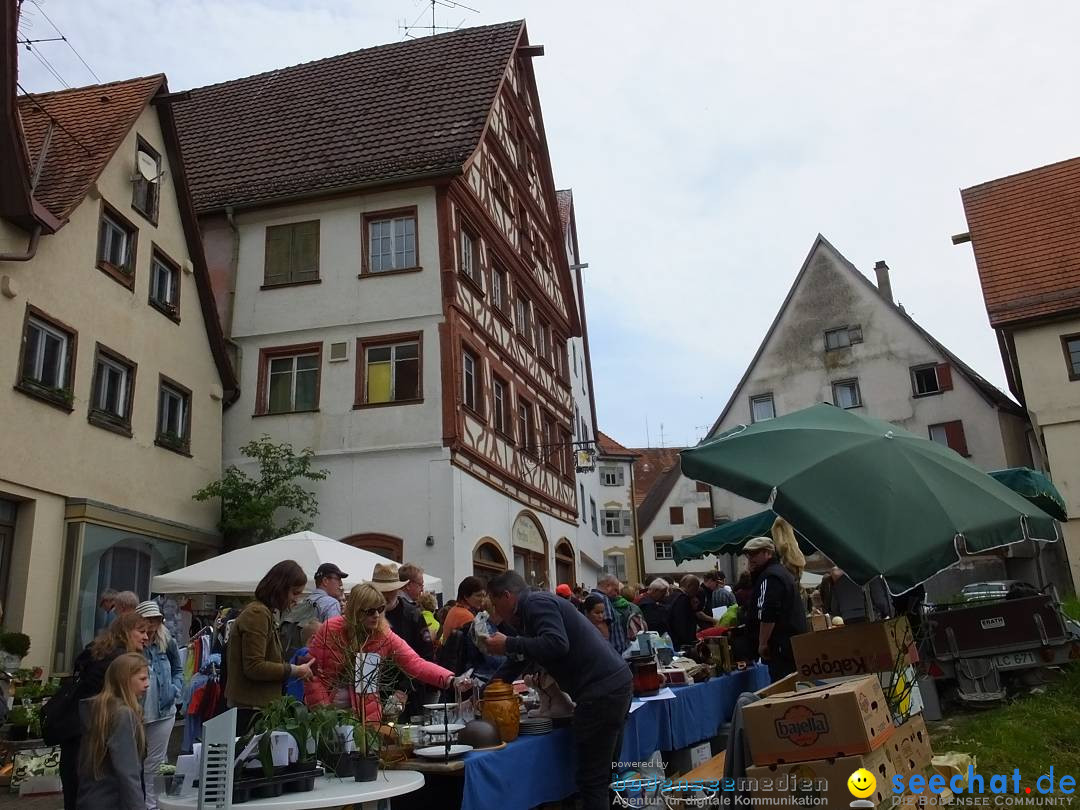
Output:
top-left (743, 675), bottom-right (896, 766)
top-left (746, 746), bottom-right (896, 808)
top-left (791, 617), bottom-right (917, 679)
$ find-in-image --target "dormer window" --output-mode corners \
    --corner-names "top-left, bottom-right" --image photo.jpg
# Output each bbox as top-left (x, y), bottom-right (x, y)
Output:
top-left (132, 138), bottom-right (161, 223)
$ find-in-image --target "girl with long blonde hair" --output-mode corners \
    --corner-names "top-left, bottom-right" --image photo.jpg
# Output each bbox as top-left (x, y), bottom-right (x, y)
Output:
top-left (59, 612), bottom-right (149, 810)
top-left (305, 584), bottom-right (468, 719)
top-left (77, 652), bottom-right (149, 810)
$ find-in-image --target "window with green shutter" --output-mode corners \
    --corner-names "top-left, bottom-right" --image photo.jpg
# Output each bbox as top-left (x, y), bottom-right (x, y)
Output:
top-left (264, 221), bottom-right (320, 286)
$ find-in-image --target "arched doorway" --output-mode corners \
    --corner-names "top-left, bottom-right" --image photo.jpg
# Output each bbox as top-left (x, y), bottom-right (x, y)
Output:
top-left (472, 538), bottom-right (508, 582)
top-left (511, 512), bottom-right (549, 589)
top-left (555, 539), bottom-right (576, 587)
top-left (340, 533), bottom-right (403, 563)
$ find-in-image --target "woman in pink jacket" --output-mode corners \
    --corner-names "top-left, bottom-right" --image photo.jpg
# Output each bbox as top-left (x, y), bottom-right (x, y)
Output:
top-left (305, 583), bottom-right (467, 720)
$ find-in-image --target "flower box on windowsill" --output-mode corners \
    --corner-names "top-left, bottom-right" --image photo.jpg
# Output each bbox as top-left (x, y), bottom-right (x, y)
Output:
top-left (151, 299), bottom-right (181, 323)
top-left (16, 378), bottom-right (74, 411)
top-left (155, 431), bottom-right (191, 456)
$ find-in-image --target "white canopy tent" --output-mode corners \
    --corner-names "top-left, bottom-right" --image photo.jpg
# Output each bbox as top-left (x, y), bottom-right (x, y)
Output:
top-left (150, 531), bottom-right (442, 595)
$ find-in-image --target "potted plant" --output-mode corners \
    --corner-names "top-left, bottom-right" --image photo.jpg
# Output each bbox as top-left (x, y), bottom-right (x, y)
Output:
top-left (248, 696), bottom-right (315, 776)
top-left (309, 706), bottom-right (355, 778)
top-left (12, 683), bottom-right (42, 703)
top-left (0, 632), bottom-right (31, 670)
top-left (349, 721), bottom-right (381, 783)
top-left (7, 705), bottom-right (40, 741)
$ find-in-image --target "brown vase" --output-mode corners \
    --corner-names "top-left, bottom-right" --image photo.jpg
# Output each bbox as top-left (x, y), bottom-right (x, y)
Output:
top-left (478, 679), bottom-right (520, 742)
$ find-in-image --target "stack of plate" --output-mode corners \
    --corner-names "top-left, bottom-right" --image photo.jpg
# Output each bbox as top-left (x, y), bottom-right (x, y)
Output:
top-left (518, 717), bottom-right (553, 736)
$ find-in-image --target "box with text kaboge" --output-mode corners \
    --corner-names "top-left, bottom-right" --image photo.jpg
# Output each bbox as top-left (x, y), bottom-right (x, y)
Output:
top-left (791, 617), bottom-right (917, 679)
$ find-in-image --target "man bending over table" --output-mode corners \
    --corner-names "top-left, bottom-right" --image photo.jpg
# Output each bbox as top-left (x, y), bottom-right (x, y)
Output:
top-left (485, 571), bottom-right (633, 810)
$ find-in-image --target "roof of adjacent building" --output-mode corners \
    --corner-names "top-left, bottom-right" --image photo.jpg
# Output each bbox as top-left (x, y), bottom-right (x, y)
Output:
top-left (171, 21), bottom-right (525, 212)
top-left (706, 234), bottom-right (1022, 436)
top-left (961, 155), bottom-right (1080, 328)
top-left (630, 447), bottom-right (684, 509)
top-left (16, 75), bottom-right (165, 223)
top-left (597, 431), bottom-right (636, 458)
top-left (635, 462), bottom-right (683, 534)
top-left (556, 189), bottom-right (573, 232)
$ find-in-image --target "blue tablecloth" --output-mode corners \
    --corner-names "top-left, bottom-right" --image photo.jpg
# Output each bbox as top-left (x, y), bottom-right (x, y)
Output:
top-left (459, 666), bottom-right (769, 810)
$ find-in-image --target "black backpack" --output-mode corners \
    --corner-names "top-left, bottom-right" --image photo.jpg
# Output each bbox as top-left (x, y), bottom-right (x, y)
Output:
top-left (41, 668), bottom-right (83, 745)
top-left (435, 620), bottom-right (473, 675)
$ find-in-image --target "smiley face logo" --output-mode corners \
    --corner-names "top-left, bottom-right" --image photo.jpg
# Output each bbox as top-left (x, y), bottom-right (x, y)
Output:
top-left (847, 768), bottom-right (876, 799)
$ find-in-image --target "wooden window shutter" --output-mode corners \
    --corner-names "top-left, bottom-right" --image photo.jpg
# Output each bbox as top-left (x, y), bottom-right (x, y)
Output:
top-left (617, 467), bottom-right (625, 486)
top-left (944, 420), bottom-right (968, 456)
top-left (292, 221), bottom-right (320, 280)
top-left (670, 506), bottom-right (684, 524)
top-left (697, 507), bottom-right (714, 529)
top-left (696, 481), bottom-right (710, 493)
top-left (937, 363), bottom-right (953, 391)
top-left (621, 510), bottom-right (633, 535)
top-left (265, 226), bottom-right (292, 284)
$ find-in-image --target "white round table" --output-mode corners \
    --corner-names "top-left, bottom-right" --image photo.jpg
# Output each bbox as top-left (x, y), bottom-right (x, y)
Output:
top-left (158, 771), bottom-right (424, 810)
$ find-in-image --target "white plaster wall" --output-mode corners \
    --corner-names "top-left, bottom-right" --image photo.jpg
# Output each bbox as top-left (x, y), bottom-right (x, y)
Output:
top-left (230, 188), bottom-right (442, 339)
top-left (642, 474), bottom-right (716, 579)
top-left (451, 467), bottom-right (580, 588)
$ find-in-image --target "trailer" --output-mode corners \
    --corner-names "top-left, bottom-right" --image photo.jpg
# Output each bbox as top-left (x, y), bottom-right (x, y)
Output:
top-left (922, 590), bottom-right (1080, 705)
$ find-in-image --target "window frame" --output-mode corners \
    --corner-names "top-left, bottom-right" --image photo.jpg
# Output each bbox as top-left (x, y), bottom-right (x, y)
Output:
top-left (517, 397), bottom-right (537, 457)
top-left (590, 498), bottom-right (598, 535)
top-left (255, 342), bottom-right (323, 416)
top-left (491, 260), bottom-right (511, 321)
top-left (15, 304), bottom-right (78, 412)
top-left (361, 206), bottom-right (420, 277)
top-left (600, 465), bottom-right (623, 487)
top-left (910, 362), bottom-right (953, 397)
top-left (928, 419), bottom-right (970, 457)
top-left (88, 343), bottom-right (137, 436)
top-left (1061, 333), bottom-right (1080, 382)
top-left (355, 332), bottom-right (423, 409)
top-left (96, 201), bottom-right (138, 290)
top-left (473, 538), bottom-right (508, 581)
top-left (458, 220), bottom-right (484, 293)
top-left (515, 293), bottom-right (533, 346)
top-left (262, 220), bottom-right (321, 289)
top-left (148, 245), bottom-right (182, 322)
top-left (601, 509), bottom-right (625, 537)
top-left (131, 136), bottom-right (161, 225)
top-left (750, 393), bottom-right (775, 423)
top-left (670, 506), bottom-right (684, 525)
top-left (492, 374), bottom-right (511, 439)
top-left (824, 324), bottom-right (863, 351)
top-left (832, 378), bottom-right (863, 409)
top-left (654, 536), bottom-right (674, 561)
top-left (461, 344), bottom-right (483, 419)
top-left (696, 507), bottom-right (714, 529)
top-left (540, 409), bottom-right (558, 471)
top-left (155, 374), bottom-right (193, 456)
top-left (535, 317), bottom-right (552, 366)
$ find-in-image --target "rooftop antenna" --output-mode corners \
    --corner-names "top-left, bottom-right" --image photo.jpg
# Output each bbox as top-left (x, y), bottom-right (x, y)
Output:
top-left (399, 0), bottom-right (479, 39)
top-left (645, 415), bottom-right (651, 448)
top-left (659, 423), bottom-right (666, 448)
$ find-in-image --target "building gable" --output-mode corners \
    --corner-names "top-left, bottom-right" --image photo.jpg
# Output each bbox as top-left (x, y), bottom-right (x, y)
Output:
top-left (708, 235), bottom-right (1019, 437)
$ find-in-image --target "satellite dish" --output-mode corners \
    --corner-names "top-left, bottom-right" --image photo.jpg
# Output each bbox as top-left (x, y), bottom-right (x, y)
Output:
top-left (136, 151), bottom-right (159, 182)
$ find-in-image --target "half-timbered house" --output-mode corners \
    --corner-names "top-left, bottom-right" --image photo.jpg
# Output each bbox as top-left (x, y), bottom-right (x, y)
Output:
top-left (173, 21), bottom-right (605, 588)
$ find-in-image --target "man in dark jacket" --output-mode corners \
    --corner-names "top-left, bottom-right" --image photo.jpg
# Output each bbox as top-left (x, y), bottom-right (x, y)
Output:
top-left (487, 572), bottom-right (633, 810)
top-left (369, 563), bottom-right (434, 716)
top-left (665, 574), bottom-right (703, 649)
top-left (743, 537), bottom-right (807, 682)
top-left (638, 579), bottom-right (670, 636)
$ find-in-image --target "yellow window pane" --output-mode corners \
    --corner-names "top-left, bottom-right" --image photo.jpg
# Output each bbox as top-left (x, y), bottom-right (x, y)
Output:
top-left (367, 361), bottom-right (391, 403)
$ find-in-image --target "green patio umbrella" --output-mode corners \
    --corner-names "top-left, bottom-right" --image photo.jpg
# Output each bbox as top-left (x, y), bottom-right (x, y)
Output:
top-left (989, 467), bottom-right (1068, 521)
top-left (672, 510), bottom-right (815, 563)
top-left (680, 403), bottom-right (1060, 593)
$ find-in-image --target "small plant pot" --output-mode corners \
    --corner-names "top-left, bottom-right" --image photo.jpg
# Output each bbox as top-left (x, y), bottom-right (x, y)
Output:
top-left (350, 753), bottom-right (378, 782)
top-left (7, 725), bottom-right (29, 741)
top-left (332, 752), bottom-right (352, 778)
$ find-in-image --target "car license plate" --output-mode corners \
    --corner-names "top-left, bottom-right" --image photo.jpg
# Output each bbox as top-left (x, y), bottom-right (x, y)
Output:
top-left (992, 651), bottom-right (1037, 669)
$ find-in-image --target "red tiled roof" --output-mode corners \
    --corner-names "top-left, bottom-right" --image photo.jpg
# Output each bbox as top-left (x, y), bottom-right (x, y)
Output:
top-left (17, 75), bottom-right (165, 222)
top-left (597, 430), bottom-right (635, 457)
top-left (630, 447), bottom-right (684, 508)
top-left (171, 22), bottom-right (524, 213)
top-left (961, 156), bottom-right (1080, 327)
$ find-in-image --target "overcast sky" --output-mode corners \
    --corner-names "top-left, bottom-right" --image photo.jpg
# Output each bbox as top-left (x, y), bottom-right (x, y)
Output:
top-left (17, 1), bottom-right (1080, 448)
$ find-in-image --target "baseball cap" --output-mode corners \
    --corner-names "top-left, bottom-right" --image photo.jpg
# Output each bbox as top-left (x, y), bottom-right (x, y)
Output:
top-left (135, 601), bottom-right (164, 618)
top-left (741, 537), bottom-right (776, 554)
top-left (315, 562), bottom-right (349, 580)
top-left (555, 584), bottom-right (572, 597)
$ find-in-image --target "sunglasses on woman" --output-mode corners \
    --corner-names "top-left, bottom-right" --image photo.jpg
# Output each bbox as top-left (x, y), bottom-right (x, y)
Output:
top-left (364, 606), bottom-right (386, 616)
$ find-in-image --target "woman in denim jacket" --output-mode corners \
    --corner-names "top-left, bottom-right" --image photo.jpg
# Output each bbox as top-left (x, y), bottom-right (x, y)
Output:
top-left (135, 601), bottom-right (182, 810)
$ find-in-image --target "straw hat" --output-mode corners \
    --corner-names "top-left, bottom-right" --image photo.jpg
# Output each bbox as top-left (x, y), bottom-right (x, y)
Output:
top-left (368, 562), bottom-right (405, 593)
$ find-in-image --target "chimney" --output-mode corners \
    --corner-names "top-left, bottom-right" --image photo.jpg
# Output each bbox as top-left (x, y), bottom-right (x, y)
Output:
top-left (874, 260), bottom-right (893, 303)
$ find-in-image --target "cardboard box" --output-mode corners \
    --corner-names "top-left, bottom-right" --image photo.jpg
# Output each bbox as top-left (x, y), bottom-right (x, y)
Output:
top-left (743, 676), bottom-right (896, 765)
top-left (754, 671), bottom-right (801, 699)
top-left (747, 746), bottom-right (896, 808)
top-left (885, 713), bottom-right (933, 780)
top-left (792, 617), bottom-right (917, 678)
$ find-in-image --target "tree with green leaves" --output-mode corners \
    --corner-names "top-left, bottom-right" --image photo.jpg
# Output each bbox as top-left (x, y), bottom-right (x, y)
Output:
top-left (194, 435), bottom-right (329, 548)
